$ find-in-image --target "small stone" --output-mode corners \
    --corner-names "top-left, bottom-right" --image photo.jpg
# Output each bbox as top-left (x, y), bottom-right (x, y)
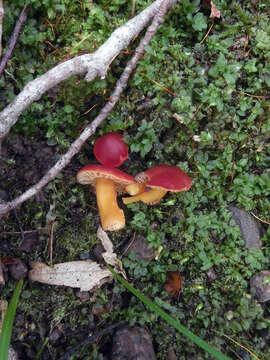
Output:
top-left (8, 347), bottom-right (19, 360)
top-left (250, 270), bottom-right (270, 302)
top-left (205, 267), bottom-right (216, 282)
top-left (168, 347), bottom-right (177, 360)
top-left (49, 328), bottom-right (62, 344)
top-left (124, 235), bottom-right (155, 261)
top-left (228, 206), bottom-right (263, 249)
top-left (8, 259), bottom-right (28, 281)
top-left (79, 251), bottom-right (91, 261)
top-left (0, 188), bottom-right (8, 202)
top-left (112, 326), bottom-right (156, 360)
top-left (237, 349), bottom-right (250, 360)
top-left (76, 290), bottom-right (90, 303)
top-left (14, 313), bottom-right (25, 327)
top-left (92, 244), bottom-right (105, 263)
top-left (92, 302), bottom-right (112, 317)
top-left (19, 232), bottom-right (39, 253)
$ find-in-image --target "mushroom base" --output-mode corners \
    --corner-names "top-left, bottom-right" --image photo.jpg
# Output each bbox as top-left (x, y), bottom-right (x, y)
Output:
top-left (96, 178), bottom-right (125, 231)
top-left (122, 188), bottom-right (167, 205)
top-left (125, 183), bottom-right (146, 196)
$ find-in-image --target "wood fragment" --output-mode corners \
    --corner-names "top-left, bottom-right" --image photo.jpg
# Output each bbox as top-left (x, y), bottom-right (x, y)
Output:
top-left (0, 0), bottom-right (175, 216)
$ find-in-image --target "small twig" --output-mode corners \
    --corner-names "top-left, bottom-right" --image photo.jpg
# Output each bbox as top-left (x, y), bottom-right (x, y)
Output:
top-left (0, 0), bottom-right (4, 57)
top-left (0, 4), bottom-right (30, 76)
top-left (237, 89), bottom-right (269, 100)
top-left (0, 0), bottom-right (172, 216)
top-left (131, 0), bottom-right (136, 17)
top-left (222, 333), bottom-right (262, 360)
top-left (200, 19), bottom-right (214, 45)
top-left (192, 101), bottom-right (204, 120)
top-left (80, 103), bottom-right (98, 117)
top-left (1, 230), bottom-right (38, 235)
top-left (49, 220), bottom-right (55, 266)
top-left (250, 212), bottom-right (270, 225)
top-left (122, 231), bottom-right (137, 256)
top-left (59, 321), bottom-right (128, 360)
top-left (34, 337), bottom-right (49, 360)
top-left (138, 72), bottom-right (180, 97)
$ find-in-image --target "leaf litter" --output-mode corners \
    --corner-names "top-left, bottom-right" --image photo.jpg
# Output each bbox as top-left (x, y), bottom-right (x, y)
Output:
top-left (28, 226), bottom-right (126, 290)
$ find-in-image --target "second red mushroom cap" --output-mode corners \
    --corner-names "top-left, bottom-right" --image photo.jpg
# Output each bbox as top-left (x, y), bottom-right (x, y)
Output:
top-left (94, 132), bottom-right (129, 168)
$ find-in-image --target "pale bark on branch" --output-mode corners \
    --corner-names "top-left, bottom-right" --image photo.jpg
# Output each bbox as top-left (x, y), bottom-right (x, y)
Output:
top-left (0, 0), bottom-right (177, 144)
top-left (0, 0), bottom-right (174, 215)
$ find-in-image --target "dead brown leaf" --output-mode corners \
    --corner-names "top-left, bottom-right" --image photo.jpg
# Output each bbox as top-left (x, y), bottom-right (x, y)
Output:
top-left (201, 0), bottom-right (221, 19)
top-left (97, 226), bottom-right (127, 279)
top-left (164, 271), bottom-right (182, 298)
top-left (29, 261), bottom-right (112, 291)
top-left (210, 1), bottom-right (221, 18)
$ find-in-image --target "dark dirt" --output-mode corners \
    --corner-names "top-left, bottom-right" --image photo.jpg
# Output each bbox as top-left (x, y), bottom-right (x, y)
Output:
top-left (0, 132), bottom-right (157, 360)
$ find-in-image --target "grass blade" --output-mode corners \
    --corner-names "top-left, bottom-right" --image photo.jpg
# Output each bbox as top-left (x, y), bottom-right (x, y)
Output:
top-left (0, 280), bottom-right (23, 360)
top-left (34, 337), bottom-right (49, 360)
top-left (107, 266), bottom-right (231, 360)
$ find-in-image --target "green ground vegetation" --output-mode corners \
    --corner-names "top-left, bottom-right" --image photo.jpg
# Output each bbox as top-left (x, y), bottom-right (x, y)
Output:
top-left (1, 0), bottom-right (270, 359)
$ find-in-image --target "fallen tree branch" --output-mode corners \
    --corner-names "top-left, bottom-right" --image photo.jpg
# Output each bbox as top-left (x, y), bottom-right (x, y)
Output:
top-left (0, 0), bottom-right (3, 57)
top-left (0, 4), bottom-right (30, 77)
top-left (0, 0), bottom-right (177, 145)
top-left (0, 0), bottom-right (173, 215)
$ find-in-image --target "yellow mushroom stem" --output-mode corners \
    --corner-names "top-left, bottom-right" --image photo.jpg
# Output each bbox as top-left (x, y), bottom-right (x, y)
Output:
top-left (95, 178), bottom-right (125, 231)
top-left (122, 188), bottom-right (167, 205)
top-left (125, 183), bottom-right (146, 196)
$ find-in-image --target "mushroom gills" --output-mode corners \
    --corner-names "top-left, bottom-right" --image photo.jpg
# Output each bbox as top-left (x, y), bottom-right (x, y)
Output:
top-left (122, 188), bottom-right (167, 205)
top-left (96, 178), bottom-right (125, 231)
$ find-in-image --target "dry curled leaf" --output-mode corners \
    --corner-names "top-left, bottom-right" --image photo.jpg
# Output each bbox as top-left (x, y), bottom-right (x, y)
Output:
top-left (29, 261), bottom-right (112, 291)
top-left (97, 226), bottom-right (127, 279)
top-left (210, 1), bottom-right (221, 18)
top-left (202, 0), bottom-right (221, 18)
top-left (164, 271), bottom-right (182, 298)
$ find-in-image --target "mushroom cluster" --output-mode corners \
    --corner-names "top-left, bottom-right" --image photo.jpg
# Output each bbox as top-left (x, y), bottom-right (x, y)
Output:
top-left (77, 132), bottom-right (134, 231)
top-left (77, 132), bottom-right (192, 231)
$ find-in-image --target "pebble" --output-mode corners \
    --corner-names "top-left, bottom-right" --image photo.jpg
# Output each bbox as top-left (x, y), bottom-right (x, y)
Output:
top-left (228, 206), bottom-right (263, 249)
top-left (123, 235), bottom-right (155, 261)
top-left (111, 326), bottom-right (156, 360)
top-left (19, 232), bottom-right (39, 253)
top-left (8, 259), bottom-right (28, 281)
top-left (250, 270), bottom-right (270, 302)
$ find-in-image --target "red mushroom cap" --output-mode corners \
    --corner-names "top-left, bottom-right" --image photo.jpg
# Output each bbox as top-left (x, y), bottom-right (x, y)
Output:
top-left (77, 164), bottom-right (135, 191)
top-left (136, 165), bottom-right (191, 192)
top-left (94, 132), bottom-right (129, 167)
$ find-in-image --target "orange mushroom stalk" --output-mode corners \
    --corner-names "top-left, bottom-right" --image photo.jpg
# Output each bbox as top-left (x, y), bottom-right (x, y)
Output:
top-left (122, 165), bottom-right (191, 205)
top-left (96, 178), bottom-right (125, 230)
top-left (77, 164), bottom-right (135, 231)
top-left (123, 188), bottom-right (167, 205)
top-left (125, 182), bottom-right (146, 196)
